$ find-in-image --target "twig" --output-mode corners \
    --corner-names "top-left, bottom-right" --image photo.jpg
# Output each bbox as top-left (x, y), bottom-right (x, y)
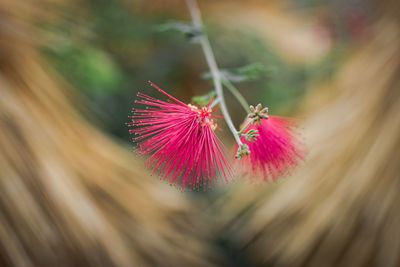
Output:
top-left (185, 0), bottom-right (242, 146)
top-left (221, 77), bottom-right (251, 113)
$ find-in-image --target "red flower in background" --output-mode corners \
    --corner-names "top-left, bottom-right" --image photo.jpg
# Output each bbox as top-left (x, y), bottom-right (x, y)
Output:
top-left (128, 82), bottom-right (232, 190)
top-left (238, 116), bottom-right (305, 181)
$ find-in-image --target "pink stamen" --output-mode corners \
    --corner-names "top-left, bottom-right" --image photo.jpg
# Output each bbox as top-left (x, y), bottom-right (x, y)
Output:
top-left (129, 82), bottom-right (232, 190)
top-left (236, 116), bottom-right (305, 181)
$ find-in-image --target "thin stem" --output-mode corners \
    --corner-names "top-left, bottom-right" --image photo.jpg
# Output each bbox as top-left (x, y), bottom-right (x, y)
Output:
top-left (185, 0), bottom-right (242, 146)
top-left (238, 119), bottom-right (253, 134)
top-left (221, 77), bottom-right (251, 113)
top-left (210, 97), bottom-right (220, 108)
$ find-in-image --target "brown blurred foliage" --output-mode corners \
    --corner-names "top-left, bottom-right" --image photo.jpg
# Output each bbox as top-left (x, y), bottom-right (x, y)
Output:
top-left (216, 2), bottom-right (400, 267)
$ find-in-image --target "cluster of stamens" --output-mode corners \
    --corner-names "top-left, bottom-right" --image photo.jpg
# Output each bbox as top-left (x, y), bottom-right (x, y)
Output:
top-left (189, 104), bottom-right (217, 130)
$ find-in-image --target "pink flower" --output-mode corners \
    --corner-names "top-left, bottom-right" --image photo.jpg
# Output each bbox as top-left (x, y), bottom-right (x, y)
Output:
top-left (128, 82), bottom-right (232, 190)
top-left (238, 116), bottom-right (305, 181)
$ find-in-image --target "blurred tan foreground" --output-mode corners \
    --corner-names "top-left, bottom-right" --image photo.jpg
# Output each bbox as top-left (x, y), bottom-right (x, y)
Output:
top-left (215, 1), bottom-right (400, 267)
top-left (0, 1), bottom-right (400, 267)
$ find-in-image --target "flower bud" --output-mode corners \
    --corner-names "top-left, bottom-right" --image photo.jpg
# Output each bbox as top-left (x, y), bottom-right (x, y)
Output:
top-left (236, 144), bottom-right (250, 159)
top-left (244, 129), bottom-right (259, 142)
top-left (247, 103), bottom-right (269, 123)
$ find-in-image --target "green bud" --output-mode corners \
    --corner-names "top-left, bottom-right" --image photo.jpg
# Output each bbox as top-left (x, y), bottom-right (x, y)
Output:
top-left (248, 103), bottom-right (269, 123)
top-left (244, 129), bottom-right (259, 142)
top-left (236, 144), bottom-right (250, 160)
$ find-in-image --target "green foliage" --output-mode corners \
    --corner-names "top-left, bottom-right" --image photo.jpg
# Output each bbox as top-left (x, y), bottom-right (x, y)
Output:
top-left (202, 63), bottom-right (267, 83)
top-left (155, 21), bottom-right (202, 41)
top-left (46, 45), bottom-right (122, 93)
top-left (191, 91), bottom-right (217, 106)
top-left (234, 63), bottom-right (268, 81)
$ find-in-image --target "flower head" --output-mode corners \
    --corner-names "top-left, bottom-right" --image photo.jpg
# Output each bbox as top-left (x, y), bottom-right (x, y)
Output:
top-left (128, 82), bottom-right (231, 190)
top-left (237, 115), bottom-right (305, 181)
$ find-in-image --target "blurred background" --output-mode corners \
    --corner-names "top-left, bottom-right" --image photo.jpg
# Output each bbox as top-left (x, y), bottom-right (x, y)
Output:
top-left (42, 0), bottom-right (366, 141)
top-left (1, 0), bottom-right (399, 266)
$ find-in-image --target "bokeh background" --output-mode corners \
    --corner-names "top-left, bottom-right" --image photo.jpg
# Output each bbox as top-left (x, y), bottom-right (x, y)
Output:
top-left (42, 0), bottom-right (366, 141)
top-left (1, 0), bottom-right (399, 267)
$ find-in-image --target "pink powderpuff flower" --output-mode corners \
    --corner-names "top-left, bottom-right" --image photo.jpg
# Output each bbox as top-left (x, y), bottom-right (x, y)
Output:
top-left (237, 116), bottom-right (305, 181)
top-left (128, 81), bottom-right (232, 190)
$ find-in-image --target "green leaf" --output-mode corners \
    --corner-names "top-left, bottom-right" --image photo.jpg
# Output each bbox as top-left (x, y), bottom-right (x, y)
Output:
top-left (155, 21), bottom-right (202, 41)
top-left (236, 62), bottom-right (267, 80)
top-left (191, 91), bottom-right (216, 106)
top-left (202, 63), bottom-right (267, 83)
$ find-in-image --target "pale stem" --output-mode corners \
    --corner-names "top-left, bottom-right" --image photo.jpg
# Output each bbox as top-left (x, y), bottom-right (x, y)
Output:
top-left (185, 0), bottom-right (242, 145)
top-left (221, 77), bottom-right (251, 113)
top-left (210, 97), bottom-right (220, 108)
